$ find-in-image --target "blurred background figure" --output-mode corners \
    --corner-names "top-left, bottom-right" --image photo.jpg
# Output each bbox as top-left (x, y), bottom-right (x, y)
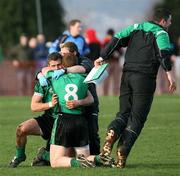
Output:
top-left (27, 37), bottom-right (37, 61)
top-left (35, 34), bottom-right (48, 71)
top-left (172, 36), bottom-right (180, 92)
top-left (85, 28), bottom-right (101, 60)
top-left (49, 19), bottom-right (90, 56)
top-left (27, 37), bottom-right (38, 93)
top-left (102, 29), bottom-right (123, 96)
top-left (8, 34), bottom-right (33, 96)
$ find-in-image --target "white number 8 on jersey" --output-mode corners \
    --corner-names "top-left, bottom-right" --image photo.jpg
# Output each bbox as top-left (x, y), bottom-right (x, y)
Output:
top-left (64, 84), bottom-right (78, 101)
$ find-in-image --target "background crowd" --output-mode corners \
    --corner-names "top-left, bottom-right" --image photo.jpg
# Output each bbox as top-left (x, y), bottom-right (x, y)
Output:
top-left (0, 25), bottom-right (180, 96)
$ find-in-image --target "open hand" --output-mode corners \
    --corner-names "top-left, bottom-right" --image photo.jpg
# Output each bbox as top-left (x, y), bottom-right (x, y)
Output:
top-left (94, 57), bottom-right (104, 67)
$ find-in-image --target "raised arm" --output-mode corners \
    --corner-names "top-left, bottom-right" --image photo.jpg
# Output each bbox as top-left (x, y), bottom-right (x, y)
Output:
top-left (94, 24), bottom-right (135, 67)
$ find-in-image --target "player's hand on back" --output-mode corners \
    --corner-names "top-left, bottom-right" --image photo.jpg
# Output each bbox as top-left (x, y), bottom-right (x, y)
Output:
top-left (52, 69), bottom-right (65, 80)
top-left (66, 100), bottom-right (80, 109)
top-left (41, 67), bottom-right (51, 75)
top-left (37, 72), bottom-right (48, 87)
top-left (94, 57), bottom-right (104, 67)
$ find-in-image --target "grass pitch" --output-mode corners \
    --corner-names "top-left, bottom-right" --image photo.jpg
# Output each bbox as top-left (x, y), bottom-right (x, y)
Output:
top-left (0, 95), bottom-right (180, 176)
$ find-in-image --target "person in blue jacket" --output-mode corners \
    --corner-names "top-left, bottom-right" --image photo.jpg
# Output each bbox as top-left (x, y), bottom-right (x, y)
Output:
top-left (49, 19), bottom-right (90, 56)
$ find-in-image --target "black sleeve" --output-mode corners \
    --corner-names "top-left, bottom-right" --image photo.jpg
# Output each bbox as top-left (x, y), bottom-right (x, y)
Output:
top-left (100, 37), bottom-right (129, 60)
top-left (159, 50), bottom-right (172, 71)
top-left (80, 57), bottom-right (93, 73)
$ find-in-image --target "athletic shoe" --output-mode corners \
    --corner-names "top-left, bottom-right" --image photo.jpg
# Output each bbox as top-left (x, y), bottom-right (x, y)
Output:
top-left (31, 157), bottom-right (50, 166)
top-left (76, 154), bottom-right (95, 168)
top-left (116, 149), bottom-right (126, 168)
top-left (9, 155), bottom-right (26, 168)
top-left (99, 154), bottom-right (116, 167)
top-left (101, 130), bottom-right (116, 157)
top-left (31, 147), bottom-right (50, 166)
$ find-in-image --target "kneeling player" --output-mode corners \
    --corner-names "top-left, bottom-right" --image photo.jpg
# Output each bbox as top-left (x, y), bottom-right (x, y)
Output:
top-left (48, 54), bottom-right (95, 167)
top-left (9, 53), bottom-right (62, 167)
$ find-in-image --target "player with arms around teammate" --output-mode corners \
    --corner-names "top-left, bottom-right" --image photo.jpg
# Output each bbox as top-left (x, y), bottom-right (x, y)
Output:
top-left (49, 54), bottom-right (95, 168)
top-left (95, 8), bottom-right (176, 168)
top-left (39, 42), bottom-right (100, 155)
top-left (9, 53), bottom-right (62, 167)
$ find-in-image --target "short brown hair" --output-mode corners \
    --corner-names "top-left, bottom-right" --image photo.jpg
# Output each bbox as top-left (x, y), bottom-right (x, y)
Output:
top-left (61, 42), bottom-right (79, 53)
top-left (69, 19), bottom-right (81, 27)
top-left (62, 54), bottom-right (78, 67)
top-left (47, 52), bottom-right (62, 65)
top-left (153, 8), bottom-right (171, 22)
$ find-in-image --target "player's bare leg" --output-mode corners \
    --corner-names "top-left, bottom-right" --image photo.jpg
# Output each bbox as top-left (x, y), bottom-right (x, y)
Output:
top-left (16, 119), bottom-right (42, 147)
top-left (50, 144), bottom-right (94, 168)
top-left (9, 119), bottom-right (42, 168)
top-left (50, 145), bottom-right (73, 167)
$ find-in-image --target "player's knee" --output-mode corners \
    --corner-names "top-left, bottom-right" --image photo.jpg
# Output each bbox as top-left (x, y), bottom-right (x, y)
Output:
top-left (50, 159), bottom-right (58, 168)
top-left (16, 125), bottom-right (27, 136)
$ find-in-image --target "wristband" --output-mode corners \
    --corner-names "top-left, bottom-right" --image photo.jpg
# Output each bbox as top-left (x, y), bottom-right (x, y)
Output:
top-left (48, 102), bottom-right (53, 108)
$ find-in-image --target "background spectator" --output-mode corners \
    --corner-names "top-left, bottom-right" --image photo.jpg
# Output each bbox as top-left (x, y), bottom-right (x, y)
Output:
top-left (8, 34), bottom-right (32, 95)
top-left (85, 28), bottom-right (101, 60)
top-left (35, 34), bottom-right (48, 71)
top-left (102, 29), bottom-right (123, 96)
top-left (49, 19), bottom-right (90, 56)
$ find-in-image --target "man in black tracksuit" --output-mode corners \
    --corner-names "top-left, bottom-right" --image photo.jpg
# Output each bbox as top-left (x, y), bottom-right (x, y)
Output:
top-left (95, 8), bottom-right (176, 168)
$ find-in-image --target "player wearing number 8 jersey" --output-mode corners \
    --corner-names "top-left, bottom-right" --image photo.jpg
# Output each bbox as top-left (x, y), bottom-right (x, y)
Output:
top-left (49, 54), bottom-right (95, 168)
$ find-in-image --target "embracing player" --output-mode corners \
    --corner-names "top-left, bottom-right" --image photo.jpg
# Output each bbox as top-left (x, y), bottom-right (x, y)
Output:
top-left (9, 53), bottom-right (62, 167)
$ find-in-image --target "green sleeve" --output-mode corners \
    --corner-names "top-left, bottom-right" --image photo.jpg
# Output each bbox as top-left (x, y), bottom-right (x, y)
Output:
top-left (114, 24), bottom-right (135, 39)
top-left (156, 31), bottom-right (171, 50)
top-left (34, 82), bottom-right (44, 97)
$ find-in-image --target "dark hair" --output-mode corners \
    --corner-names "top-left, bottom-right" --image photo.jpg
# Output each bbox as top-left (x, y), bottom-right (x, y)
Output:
top-left (107, 28), bottom-right (114, 36)
top-left (69, 19), bottom-right (81, 27)
top-left (153, 8), bottom-right (171, 22)
top-left (61, 42), bottom-right (79, 55)
top-left (47, 52), bottom-right (62, 64)
top-left (62, 54), bottom-right (78, 67)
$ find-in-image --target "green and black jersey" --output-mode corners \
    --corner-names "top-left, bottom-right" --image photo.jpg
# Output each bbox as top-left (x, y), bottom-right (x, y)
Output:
top-left (34, 82), bottom-right (59, 118)
top-left (101, 21), bottom-right (172, 77)
top-left (50, 73), bottom-right (88, 115)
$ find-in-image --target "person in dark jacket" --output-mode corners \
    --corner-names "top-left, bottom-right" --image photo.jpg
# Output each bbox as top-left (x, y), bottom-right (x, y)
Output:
top-left (95, 8), bottom-right (176, 168)
top-left (85, 28), bottom-right (101, 61)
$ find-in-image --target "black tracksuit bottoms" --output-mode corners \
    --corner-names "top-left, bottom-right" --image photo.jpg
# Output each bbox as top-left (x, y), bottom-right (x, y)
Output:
top-left (108, 71), bottom-right (156, 157)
